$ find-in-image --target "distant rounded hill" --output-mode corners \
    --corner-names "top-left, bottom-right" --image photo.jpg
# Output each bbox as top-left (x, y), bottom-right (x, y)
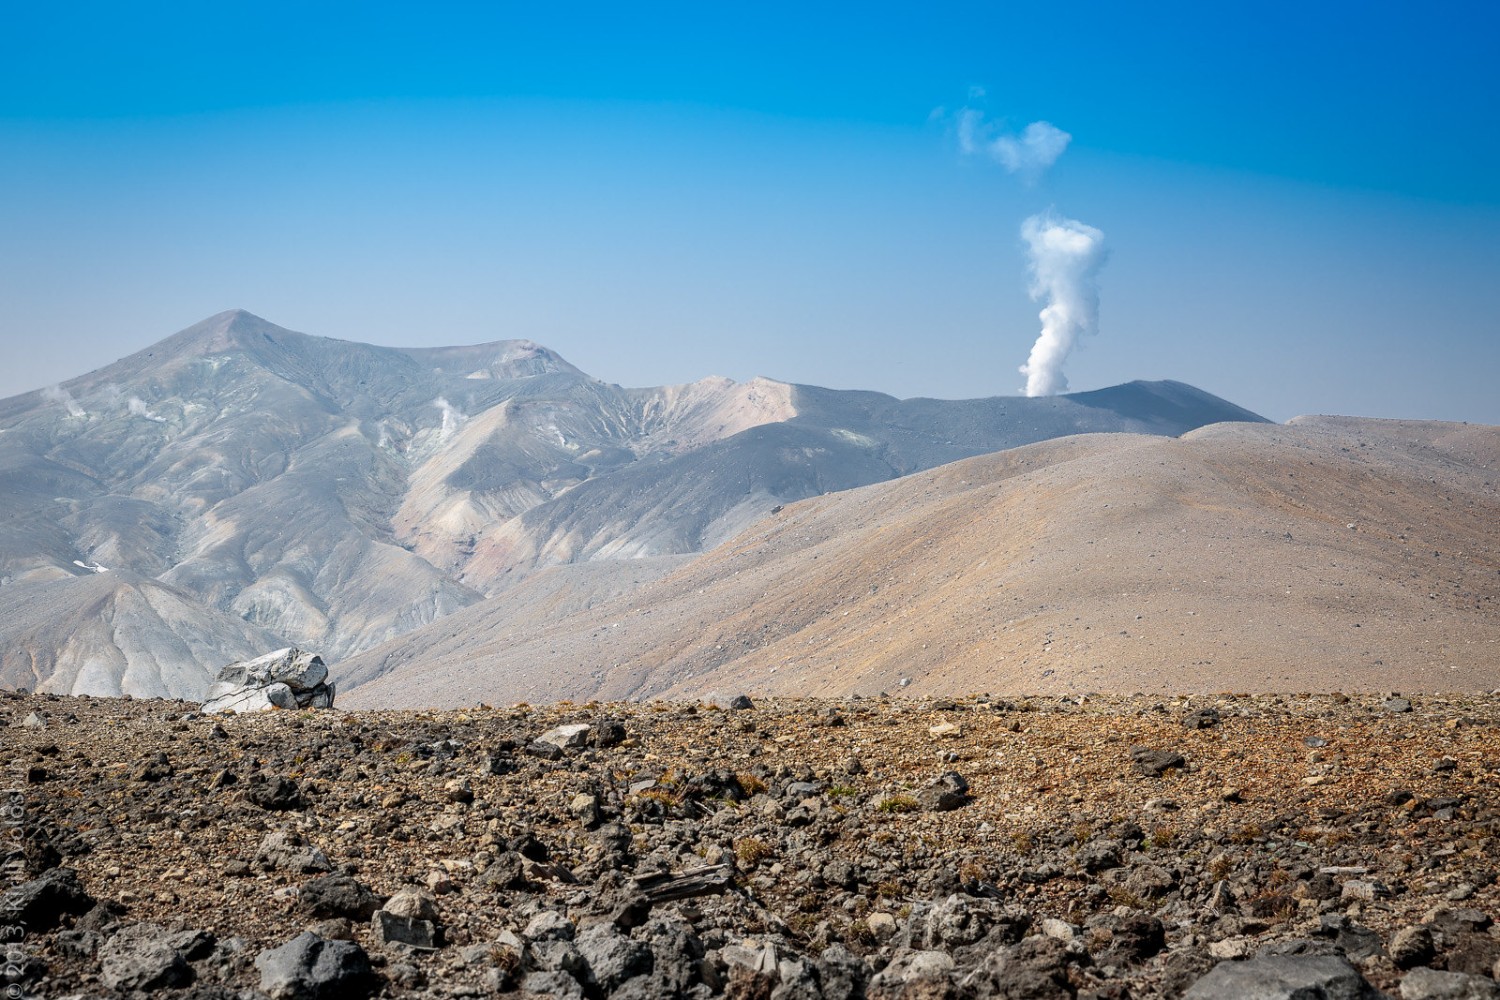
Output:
top-left (6, 309), bottom-right (1492, 704)
top-left (342, 417), bottom-right (1500, 706)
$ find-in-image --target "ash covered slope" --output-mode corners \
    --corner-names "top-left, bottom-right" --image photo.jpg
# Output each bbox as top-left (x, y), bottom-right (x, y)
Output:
top-left (344, 417), bottom-right (1500, 708)
top-left (0, 309), bottom-right (1267, 699)
top-left (0, 311), bottom-right (806, 696)
top-left (455, 379), bottom-right (1268, 587)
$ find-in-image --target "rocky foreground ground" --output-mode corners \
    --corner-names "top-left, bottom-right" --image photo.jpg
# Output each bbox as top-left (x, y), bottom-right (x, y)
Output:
top-left (4, 688), bottom-right (1500, 999)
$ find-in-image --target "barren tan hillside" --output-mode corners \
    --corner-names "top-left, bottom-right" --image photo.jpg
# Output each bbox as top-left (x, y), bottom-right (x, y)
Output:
top-left (343, 417), bottom-right (1500, 708)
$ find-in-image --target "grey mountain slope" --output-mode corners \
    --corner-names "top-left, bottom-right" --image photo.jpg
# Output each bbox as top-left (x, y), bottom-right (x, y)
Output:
top-left (455, 379), bottom-right (1271, 589)
top-left (343, 417), bottom-right (1500, 708)
top-left (0, 570), bottom-right (283, 697)
top-left (0, 309), bottom-right (1269, 700)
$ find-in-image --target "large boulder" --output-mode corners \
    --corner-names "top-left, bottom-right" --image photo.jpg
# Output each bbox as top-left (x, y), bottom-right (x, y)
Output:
top-left (1183, 955), bottom-right (1387, 999)
top-left (255, 931), bottom-right (376, 999)
top-left (201, 648), bottom-right (336, 714)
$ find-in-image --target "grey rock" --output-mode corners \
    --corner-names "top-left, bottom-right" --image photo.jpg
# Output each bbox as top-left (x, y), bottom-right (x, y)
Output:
top-left (532, 938), bottom-right (587, 977)
top-left (254, 830), bottom-right (332, 874)
top-left (522, 969), bottom-right (586, 998)
top-left (1120, 862), bottom-right (1178, 899)
top-left (919, 894), bottom-right (1027, 950)
top-left (1447, 934), bottom-right (1500, 977)
top-left (1132, 746), bottom-right (1187, 777)
top-left (525, 909), bottom-right (576, 942)
top-left (1077, 838), bottom-right (1124, 873)
top-left (815, 944), bottom-right (870, 1000)
top-left (570, 793), bottom-right (602, 828)
top-left (299, 875), bottom-right (384, 921)
top-left (1089, 912), bottom-right (1166, 965)
top-left (254, 931), bottom-right (376, 1000)
top-left (960, 935), bottom-right (1078, 999)
top-left (917, 771), bottom-right (970, 811)
top-left (2, 867), bottom-right (95, 931)
top-left (1182, 954), bottom-right (1386, 999)
top-left (1400, 967), bottom-right (1500, 1000)
top-left (382, 888), bottom-right (439, 921)
top-left (1183, 707), bottom-right (1222, 729)
top-left (1390, 925), bottom-right (1437, 970)
top-left (1384, 697), bottom-right (1414, 713)
top-left (588, 718), bottom-right (628, 747)
top-left (98, 922), bottom-right (194, 991)
top-left (203, 648), bottom-right (335, 713)
top-left (640, 914), bottom-right (704, 993)
top-left (536, 723), bottom-right (592, 750)
top-left (372, 910), bottom-right (438, 950)
top-left (575, 922), bottom-right (652, 991)
top-left (215, 646), bottom-right (328, 691)
top-left (729, 695), bottom-right (755, 710)
top-left (247, 774), bottom-right (307, 811)
top-left (1319, 914), bottom-right (1386, 962)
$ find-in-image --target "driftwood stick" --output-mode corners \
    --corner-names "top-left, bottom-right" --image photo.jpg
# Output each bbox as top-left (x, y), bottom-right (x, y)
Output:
top-left (631, 864), bottom-right (733, 903)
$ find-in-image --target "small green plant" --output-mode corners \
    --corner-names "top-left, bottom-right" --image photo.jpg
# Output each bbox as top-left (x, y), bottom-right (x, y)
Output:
top-left (737, 773), bottom-right (769, 796)
top-left (1010, 830), bottom-right (1035, 854)
top-left (877, 794), bottom-right (919, 814)
top-left (1147, 825), bottom-right (1177, 849)
top-left (634, 788), bottom-right (682, 809)
top-left (827, 785), bottom-right (858, 798)
top-left (1229, 823), bottom-right (1264, 845)
top-left (736, 837), bottom-right (773, 867)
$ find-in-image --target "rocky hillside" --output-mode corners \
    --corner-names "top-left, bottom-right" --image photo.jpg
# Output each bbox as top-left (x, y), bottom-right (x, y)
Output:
top-left (344, 416), bottom-right (1500, 708)
top-left (4, 690), bottom-right (1499, 998)
top-left (0, 310), bottom-right (1266, 700)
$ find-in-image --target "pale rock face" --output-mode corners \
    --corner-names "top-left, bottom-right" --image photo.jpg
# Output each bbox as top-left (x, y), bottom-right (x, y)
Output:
top-left (200, 647), bottom-right (335, 713)
top-left (209, 648), bottom-right (328, 694)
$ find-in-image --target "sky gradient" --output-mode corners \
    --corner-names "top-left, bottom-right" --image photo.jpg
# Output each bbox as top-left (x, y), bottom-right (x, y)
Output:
top-left (2, 1), bottom-right (1497, 423)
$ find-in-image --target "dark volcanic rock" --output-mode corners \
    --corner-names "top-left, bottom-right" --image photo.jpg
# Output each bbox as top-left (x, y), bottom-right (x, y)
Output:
top-left (3, 866), bottom-right (94, 931)
top-left (1131, 746), bottom-right (1187, 778)
top-left (247, 774), bottom-right (308, 811)
top-left (918, 771), bottom-right (971, 811)
top-left (254, 931), bottom-right (376, 1000)
top-left (98, 921), bottom-right (195, 991)
top-left (1182, 954), bottom-right (1385, 999)
top-left (298, 875), bottom-right (384, 921)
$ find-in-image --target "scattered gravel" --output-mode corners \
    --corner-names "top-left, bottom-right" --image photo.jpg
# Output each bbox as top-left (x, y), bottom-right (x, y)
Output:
top-left (3, 687), bottom-right (1499, 998)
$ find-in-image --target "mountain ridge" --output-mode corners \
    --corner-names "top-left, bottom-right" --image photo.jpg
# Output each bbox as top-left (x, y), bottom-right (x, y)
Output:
top-left (0, 310), bottom-right (1273, 700)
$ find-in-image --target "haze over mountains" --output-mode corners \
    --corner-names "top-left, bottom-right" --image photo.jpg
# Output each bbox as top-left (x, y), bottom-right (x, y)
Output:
top-left (0, 310), bottom-right (1275, 700)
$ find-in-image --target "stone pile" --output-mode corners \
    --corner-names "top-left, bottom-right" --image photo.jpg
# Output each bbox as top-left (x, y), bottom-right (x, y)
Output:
top-left (200, 647), bottom-right (335, 714)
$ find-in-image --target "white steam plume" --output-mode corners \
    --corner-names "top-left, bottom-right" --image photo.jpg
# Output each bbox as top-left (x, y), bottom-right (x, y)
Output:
top-left (432, 397), bottom-right (466, 441)
top-left (1018, 212), bottom-right (1107, 397)
top-left (127, 396), bottom-right (165, 422)
top-left (42, 385), bottom-right (86, 418)
top-left (956, 109), bottom-right (1071, 180)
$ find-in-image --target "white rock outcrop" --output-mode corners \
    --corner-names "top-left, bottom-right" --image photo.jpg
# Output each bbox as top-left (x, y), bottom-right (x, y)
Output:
top-left (201, 648), bottom-right (335, 714)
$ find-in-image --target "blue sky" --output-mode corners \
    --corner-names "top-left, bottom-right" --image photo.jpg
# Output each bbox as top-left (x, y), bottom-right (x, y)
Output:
top-left (2, 1), bottom-right (1497, 422)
